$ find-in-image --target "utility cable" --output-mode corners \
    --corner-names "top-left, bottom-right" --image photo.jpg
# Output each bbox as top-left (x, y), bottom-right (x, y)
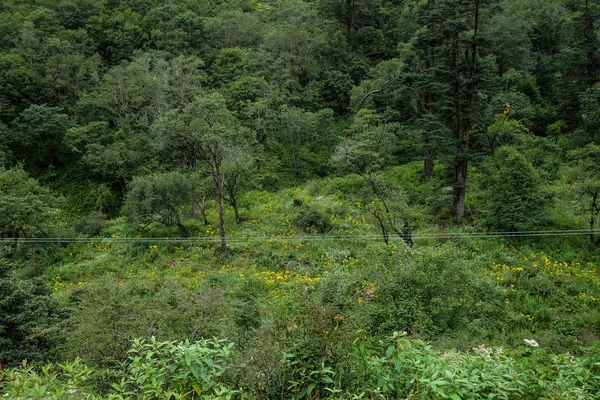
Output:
top-left (1, 229), bottom-right (600, 243)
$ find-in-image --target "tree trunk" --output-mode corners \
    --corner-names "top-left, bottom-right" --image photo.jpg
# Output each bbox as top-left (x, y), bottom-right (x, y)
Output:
top-left (392, 225), bottom-right (414, 247)
top-left (192, 189), bottom-right (198, 216)
top-left (200, 193), bottom-right (210, 225)
top-left (423, 147), bottom-right (434, 179)
top-left (374, 213), bottom-right (389, 245)
top-left (213, 163), bottom-right (228, 254)
top-left (453, 137), bottom-right (468, 219)
top-left (453, 0), bottom-right (479, 219)
top-left (231, 195), bottom-right (240, 224)
top-left (591, 192), bottom-right (598, 244)
top-left (173, 208), bottom-right (189, 235)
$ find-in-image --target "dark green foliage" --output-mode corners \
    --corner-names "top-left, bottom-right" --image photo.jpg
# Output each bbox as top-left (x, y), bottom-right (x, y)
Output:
top-left (65, 276), bottom-right (232, 366)
top-left (0, 264), bottom-right (63, 367)
top-left (10, 105), bottom-right (72, 172)
top-left (486, 146), bottom-right (550, 231)
top-left (297, 206), bottom-right (333, 233)
top-left (367, 245), bottom-right (507, 337)
top-left (2, 0), bottom-right (600, 395)
top-left (87, 8), bottom-right (150, 65)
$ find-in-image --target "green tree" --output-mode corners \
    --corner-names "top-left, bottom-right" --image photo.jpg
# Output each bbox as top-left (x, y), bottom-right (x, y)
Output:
top-left (333, 110), bottom-right (416, 245)
top-left (153, 93), bottom-right (253, 253)
top-left (0, 52), bottom-right (44, 122)
top-left (566, 143), bottom-right (600, 244)
top-left (484, 111), bottom-right (533, 154)
top-left (122, 171), bottom-right (191, 234)
top-left (87, 7), bottom-right (150, 65)
top-left (408, 0), bottom-right (496, 218)
top-left (0, 166), bottom-right (61, 240)
top-left (146, 3), bottom-right (205, 55)
top-left (223, 146), bottom-right (257, 224)
top-left (485, 146), bottom-right (549, 232)
top-left (0, 267), bottom-right (64, 367)
top-left (11, 104), bottom-right (72, 172)
top-left (41, 30), bottom-right (102, 115)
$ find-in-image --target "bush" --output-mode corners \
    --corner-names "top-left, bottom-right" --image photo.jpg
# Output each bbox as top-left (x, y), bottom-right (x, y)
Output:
top-left (0, 271), bottom-right (64, 367)
top-left (65, 277), bottom-right (232, 367)
top-left (111, 337), bottom-right (237, 399)
top-left (296, 206), bottom-right (333, 233)
top-left (73, 211), bottom-right (108, 237)
top-left (363, 245), bottom-right (507, 337)
top-left (122, 172), bottom-right (191, 234)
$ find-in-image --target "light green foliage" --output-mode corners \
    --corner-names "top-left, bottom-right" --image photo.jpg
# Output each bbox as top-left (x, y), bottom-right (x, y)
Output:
top-left (3, 335), bottom-right (599, 399)
top-left (79, 52), bottom-right (205, 130)
top-left (122, 172), bottom-right (191, 234)
top-left (364, 245), bottom-right (506, 337)
top-left (64, 275), bottom-right (232, 366)
top-left (333, 109), bottom-right (392, 175)
top-left (0, 359), bottom-right (97, 399)
top-left (349, 58), bottom-right (403, 113)
top-left (276, 105), bottom-right (337, 179)
top-left (334, 111), bottom-right (418, 244)
top-left (111, 337), bottom-right (237, 399)
top-left (485, 114), bottom-right (533, 154)
top-left (486, 146), bottom-right (550, 231)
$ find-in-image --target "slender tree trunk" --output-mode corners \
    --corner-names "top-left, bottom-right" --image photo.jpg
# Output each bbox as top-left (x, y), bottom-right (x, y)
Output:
top-left (453, 129), bottom-right (469, 219)
top-left (172, 208), bottom-right (189, 235)
top-left (200, 193), bottom-right (210, 225)
top-left (374, 213), bottom-right (389, 245)
top-left (231, 194), bottom-right (240, 224)
top-left (591, 192), bottom-right (598, 244)
top-left (423, 146), bottom-right (434, 179)
top-left (402, 227), bottom-right (414, 247)
top-left (192, 189), bottom-right (198, 216)
top-left (213, 162), bottom-right (227, 254)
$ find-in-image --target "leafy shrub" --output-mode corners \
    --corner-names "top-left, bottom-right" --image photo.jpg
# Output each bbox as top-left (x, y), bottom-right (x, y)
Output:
top-left (73, 211), bottom-right (108, 237)
top-left (111, 337), bottom-right (237, 399)
top-left (122, 172), bottom-right (191, 234)
top-left (65, 277), bottom-right (232, 367)
top-left (297, 206), bottom-right (333, 233)
top-left (0, 272), bottom-right (64, 367)
top-left (364, 245), bottom-right (507, 337)
top-left (0, 166), bottom-right (63, 239)
top-left (0, 359), bottom-right (96, 399)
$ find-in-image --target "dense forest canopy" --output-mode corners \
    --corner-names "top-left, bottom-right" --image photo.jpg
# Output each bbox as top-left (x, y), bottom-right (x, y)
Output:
top-left (0, 0), bottom-right (597, 217)
top-left (1, 0), bottom-right (600, 398)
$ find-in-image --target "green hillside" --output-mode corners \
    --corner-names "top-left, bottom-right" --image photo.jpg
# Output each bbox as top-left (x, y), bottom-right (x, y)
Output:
top-left (1, 0), bottom-right (600, 398)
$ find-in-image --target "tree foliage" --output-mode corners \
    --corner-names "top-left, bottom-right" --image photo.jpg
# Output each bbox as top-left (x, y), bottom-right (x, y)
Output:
top-left (486, 146), bottom-right (550, 231)
top-left (0, 166), bottom-right (61, 239)
top-left (122, 171), bottom-right (191, 234)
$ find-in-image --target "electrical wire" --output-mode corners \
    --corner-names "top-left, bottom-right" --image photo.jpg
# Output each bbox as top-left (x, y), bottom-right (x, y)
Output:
top-left (1, 229), bottom-right (600, 243)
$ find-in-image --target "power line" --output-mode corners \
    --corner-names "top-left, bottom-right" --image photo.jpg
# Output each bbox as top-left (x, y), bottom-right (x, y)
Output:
top-left (1, 229), bottom-right (600, 243)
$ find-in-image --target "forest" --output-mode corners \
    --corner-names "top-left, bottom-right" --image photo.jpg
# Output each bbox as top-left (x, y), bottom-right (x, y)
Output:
top-left (1, 0), bottom-right (600, 398)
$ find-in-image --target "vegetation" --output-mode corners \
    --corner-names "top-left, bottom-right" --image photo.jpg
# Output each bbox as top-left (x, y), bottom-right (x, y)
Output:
top-left (1, 0), bottom-right (600, 398)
